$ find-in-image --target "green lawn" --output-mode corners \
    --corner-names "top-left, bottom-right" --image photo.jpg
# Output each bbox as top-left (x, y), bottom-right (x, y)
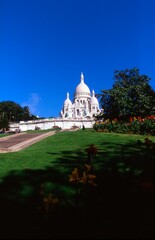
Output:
top-left (0, 129), bottom-right (154, 179)
top-left (0, 129), bottom-right (154, 239)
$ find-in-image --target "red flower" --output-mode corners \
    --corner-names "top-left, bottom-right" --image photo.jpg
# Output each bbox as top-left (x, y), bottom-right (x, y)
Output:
top-left (129, 117), bottom-right (133, 123)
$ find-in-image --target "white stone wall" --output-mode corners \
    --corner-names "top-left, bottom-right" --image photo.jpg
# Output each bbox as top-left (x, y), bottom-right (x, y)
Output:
top-left (9, 118), bottom-right (95, 132)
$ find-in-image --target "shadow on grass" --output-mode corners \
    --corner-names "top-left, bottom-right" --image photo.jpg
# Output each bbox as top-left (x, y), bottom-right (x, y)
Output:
top-left (0, 140), bottom-right (154, 239)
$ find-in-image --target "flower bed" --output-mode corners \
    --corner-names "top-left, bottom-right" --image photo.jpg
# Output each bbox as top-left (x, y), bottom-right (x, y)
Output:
top-left (93, 116), bottom-right (155, 135)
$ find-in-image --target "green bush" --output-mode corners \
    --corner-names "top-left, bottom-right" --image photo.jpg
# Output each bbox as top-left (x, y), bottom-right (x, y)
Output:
top-left (129, 120), bottom-right (141, 134)
top-left (140, 119), bottom-right (155, 135)
top-left (94, 118), bottom-right (155, 135)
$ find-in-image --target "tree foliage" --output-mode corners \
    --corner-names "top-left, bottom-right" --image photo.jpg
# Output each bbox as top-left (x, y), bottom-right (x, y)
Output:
top-left (0, 101), bottom-right (37, 125)
top-left (0, 111), bottom-right (9, 131)
top-left (99, 68), bottom-right (155, 120)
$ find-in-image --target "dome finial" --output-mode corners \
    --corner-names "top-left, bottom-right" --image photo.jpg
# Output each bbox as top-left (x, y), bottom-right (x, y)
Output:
top-left (80, 72), bottom-right (84, 83)
top-left (92, 90), bottom-right (95, 97)
top-left (67, 92), bottom-right (69, 99)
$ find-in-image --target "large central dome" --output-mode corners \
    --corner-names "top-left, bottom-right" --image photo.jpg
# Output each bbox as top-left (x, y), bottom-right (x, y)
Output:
top-left (75, 73), bottom-right (90, 95)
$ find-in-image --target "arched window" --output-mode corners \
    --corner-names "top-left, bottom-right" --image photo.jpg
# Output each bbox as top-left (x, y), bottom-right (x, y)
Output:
top-left (77, 109), bottom-right (79, 116)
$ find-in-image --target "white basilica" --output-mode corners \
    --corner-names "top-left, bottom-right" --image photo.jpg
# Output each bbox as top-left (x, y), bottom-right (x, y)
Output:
top-left (10, 72), bottom-right (101, 132)
top-left (61, 73), bottom-right (101, 119)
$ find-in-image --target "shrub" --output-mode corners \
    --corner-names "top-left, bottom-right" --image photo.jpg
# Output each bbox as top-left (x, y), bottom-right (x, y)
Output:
top-left (35, 126), bottom-right (41, 130)
top-left (93, 117), bottom-right (155, 135)
top-left (71, 125), bottom-right (79, 130)
top-left (52, 126), bottom-right (61, 130)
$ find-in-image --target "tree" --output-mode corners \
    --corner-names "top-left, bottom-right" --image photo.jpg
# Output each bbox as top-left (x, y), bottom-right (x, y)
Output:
top-left (22, 106), bottom-right (38, 120)
top-left (0, 101), bottom-right (24, 122)
top-left (99, 68), bottom-right (155, 121)
top-left (22, 106), bottom-right (31, 120)
top-left (0, 101), bottom-right (37, 122)
top-left (0, 111), bottom-right (9, 131)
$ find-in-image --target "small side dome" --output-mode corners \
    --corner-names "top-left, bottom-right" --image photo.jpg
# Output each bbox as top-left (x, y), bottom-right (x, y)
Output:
top-left (64, 92), bottom-right (72, 106)
top-left (91, 90), bottom-right (99, 105)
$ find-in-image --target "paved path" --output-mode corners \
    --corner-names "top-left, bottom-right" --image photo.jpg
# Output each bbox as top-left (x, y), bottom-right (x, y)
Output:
top-left (0, 131), bottom-right (56, 153)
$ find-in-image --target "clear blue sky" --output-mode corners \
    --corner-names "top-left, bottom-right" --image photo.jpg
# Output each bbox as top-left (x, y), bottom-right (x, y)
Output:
top-left (0, 0), bottom-right (155, 118)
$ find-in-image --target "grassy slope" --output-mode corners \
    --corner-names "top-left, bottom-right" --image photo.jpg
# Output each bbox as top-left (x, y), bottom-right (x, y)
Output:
top-left (0, 130), bottom-right (153, 176)
top-left (0, 129), bottom-right (154, 179)
top-left (0, 129), bottom-right (154, 239)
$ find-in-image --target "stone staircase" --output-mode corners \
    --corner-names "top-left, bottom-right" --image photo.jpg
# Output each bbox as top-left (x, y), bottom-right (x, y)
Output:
top-left (0, 131), bottom-right (56, 153)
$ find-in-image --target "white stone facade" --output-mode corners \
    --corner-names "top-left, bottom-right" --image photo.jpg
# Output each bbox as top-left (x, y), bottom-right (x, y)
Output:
top-left (61, 73), bottom-right (101, 119)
